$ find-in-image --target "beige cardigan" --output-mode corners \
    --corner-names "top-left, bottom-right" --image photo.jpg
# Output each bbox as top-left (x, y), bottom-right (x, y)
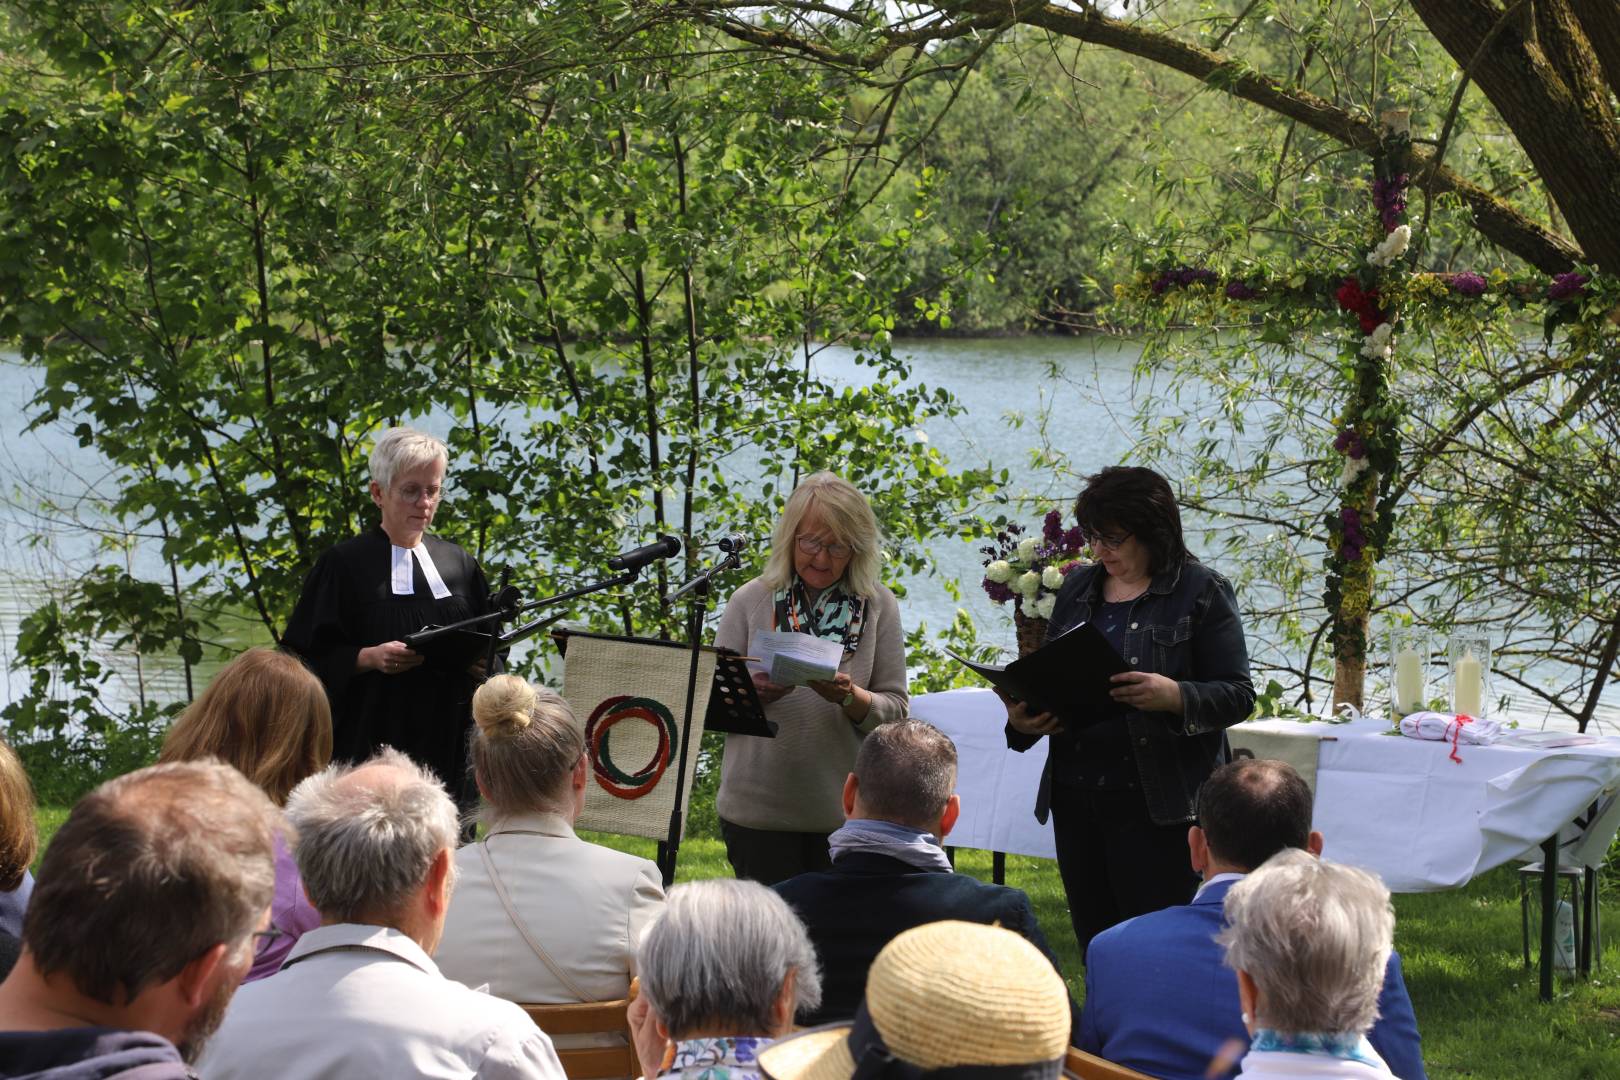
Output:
top-left (714, 576), bottom-right (909, 833)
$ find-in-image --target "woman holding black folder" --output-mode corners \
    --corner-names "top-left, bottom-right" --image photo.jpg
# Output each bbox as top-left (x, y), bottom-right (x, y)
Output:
top-left (1001, 465), bottom-right (1254, 954)
top-left (283, 426), bottom-right (493, 806)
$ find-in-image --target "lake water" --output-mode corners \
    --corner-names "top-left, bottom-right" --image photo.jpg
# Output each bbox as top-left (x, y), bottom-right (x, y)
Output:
top-left (1, 340), bottom-right (1613, 733)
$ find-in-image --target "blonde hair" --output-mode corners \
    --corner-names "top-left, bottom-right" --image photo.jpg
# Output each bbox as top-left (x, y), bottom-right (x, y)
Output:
top-left (369, 426), bottom-right (448, 493)
top-left (761, 472), bottom-right (883, 598)
top-left (0, 736), bottom-right (37, 891)
top-left (160, 648), bottom-right (334, 806)
top-left (470, 674), bottom-right (584, 817)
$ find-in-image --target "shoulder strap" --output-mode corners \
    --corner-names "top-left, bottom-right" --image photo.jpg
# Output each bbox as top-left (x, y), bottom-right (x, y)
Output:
top-left (477, 839), bottom-right (591, 1000)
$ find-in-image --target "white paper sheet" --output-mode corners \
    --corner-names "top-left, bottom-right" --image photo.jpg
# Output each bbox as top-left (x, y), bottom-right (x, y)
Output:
top-left (749, 629), bottom-right (843, 686)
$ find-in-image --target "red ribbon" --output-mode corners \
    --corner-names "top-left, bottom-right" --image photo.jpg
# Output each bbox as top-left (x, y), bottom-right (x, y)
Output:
top-left (1447, 713), bottom-right (1474, 763)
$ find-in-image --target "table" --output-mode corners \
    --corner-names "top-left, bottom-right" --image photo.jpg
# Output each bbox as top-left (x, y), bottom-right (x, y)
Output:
top-left (912, 688), bottom-right (1620, 1000)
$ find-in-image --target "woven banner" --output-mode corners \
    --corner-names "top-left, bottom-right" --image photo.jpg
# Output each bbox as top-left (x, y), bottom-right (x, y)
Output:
top-left (563, 635), bottom-right (716, 841)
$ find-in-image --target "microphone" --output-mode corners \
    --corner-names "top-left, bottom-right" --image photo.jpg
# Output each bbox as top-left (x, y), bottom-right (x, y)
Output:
top-left (608, 534), bottom-right (682, 573)
top-left (489, 568), bottom-right (522, 615)
top-left (716, 535), bottom-right (751, 553)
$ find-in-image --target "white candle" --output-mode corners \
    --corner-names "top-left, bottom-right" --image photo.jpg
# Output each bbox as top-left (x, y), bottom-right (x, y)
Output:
top-left (1394, 649), bottom-right (1423, 713)
top-left (1454, 650), bottom-right (1484, 717)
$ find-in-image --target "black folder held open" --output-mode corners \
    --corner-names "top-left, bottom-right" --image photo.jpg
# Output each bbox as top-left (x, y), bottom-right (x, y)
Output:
top-left (946, 621), bottom-right (1131, 719)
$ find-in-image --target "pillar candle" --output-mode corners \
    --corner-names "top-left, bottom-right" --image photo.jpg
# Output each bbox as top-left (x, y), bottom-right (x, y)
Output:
top-left (1454, 650), bottom-right (1484, 717)
top-left (1394, 649), bottom-right (1423, 713)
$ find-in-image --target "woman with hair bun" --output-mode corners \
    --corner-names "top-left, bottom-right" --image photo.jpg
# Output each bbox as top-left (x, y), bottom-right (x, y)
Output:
top-left (436, 674), bottom-right (664, 1019)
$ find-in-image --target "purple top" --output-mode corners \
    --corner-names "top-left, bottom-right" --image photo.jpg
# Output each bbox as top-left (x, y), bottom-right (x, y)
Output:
top-left (245, 833), bottom-right (322, 983)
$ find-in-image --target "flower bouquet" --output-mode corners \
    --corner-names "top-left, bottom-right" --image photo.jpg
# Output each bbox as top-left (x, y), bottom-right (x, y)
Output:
top-left (981, 510), bottom-right (1091, 656)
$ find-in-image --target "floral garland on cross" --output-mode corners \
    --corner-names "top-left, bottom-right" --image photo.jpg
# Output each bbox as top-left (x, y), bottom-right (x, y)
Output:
top-left (1112, 115), bottom-right (1613, 708)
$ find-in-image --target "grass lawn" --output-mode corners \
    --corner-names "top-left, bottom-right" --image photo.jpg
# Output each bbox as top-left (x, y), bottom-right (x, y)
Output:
top-left (31, 812), bottom-right (1620, 1076)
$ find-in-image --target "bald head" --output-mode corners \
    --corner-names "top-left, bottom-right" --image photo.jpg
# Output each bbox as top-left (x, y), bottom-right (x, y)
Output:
top-left (286, 748), bottom-right (459, 925)
top-left (1196, 758), bottom-right (1314, 872)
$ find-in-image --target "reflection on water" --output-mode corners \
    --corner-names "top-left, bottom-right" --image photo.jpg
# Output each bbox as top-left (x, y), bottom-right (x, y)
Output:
top-left (1, 343), bottom-right (1614, 734)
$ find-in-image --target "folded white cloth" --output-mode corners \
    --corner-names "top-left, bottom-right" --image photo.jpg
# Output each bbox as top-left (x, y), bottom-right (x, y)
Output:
top-left (1399, 710), bottom-right (1503, 745)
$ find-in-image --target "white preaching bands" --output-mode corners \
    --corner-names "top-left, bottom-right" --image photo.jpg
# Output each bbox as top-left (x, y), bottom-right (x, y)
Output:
top-left (391, 543), bottom-right (453, 600)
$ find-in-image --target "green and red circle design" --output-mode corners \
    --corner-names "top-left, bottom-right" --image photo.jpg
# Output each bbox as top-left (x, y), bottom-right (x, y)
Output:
top-left (584, 695), bottom-right (680, 800)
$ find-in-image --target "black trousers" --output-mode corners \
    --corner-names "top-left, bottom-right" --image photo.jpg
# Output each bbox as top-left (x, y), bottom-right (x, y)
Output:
top-left (719, 817), bottom-right (834, 886)
top-left (1050, 784), bottom-right (1200, 960)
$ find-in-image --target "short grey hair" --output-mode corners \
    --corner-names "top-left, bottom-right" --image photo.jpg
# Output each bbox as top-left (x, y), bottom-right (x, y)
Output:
top-left (854, 720), bottom-right (957, 830)
top-left (286, 747), bottom-right (459, 924)
top-left (1217, 849), bottom-right (1394, 1037)
top-left (638, 879), bottom-right (822, 1039)
top-left (369, 426), bottom-right (448, 493)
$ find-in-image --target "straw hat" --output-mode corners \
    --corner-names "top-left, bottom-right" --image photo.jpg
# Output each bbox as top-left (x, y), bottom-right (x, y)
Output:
top-left (757, 921), bottom-right (1071, 1080)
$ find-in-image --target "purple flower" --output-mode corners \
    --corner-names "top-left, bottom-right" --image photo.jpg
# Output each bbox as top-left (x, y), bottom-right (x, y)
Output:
top-left (1043, 509), bottom-right (1064, 544)
top-left (1548, 272), bottom-right (1589, 301)
top-left (982, 578), bottom-right (1014, 604)
top-left (1333, 428), bottom-right (1367, 460)
top-left (1064, 526), bottom-right (1086, 552)
top-left (1225, 280), bottom-right (1258, 300)
top-left (1372, 174), bottom-right (1409, 232)
top-left (1060, 560), bottom-right (1083, 576)
top-left (1340, 507), bottom-right (1367, 563)
top-left (1449, 272), bottom-right (1487, 297)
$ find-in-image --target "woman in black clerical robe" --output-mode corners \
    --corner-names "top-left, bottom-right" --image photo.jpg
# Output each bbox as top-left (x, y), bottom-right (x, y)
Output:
top-left (283, 426), bottom-right (491, 803)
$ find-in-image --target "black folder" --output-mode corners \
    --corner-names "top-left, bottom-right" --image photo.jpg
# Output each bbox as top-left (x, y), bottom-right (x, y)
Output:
top-left (402, 625), bottom-right (495, 671)
top-left (947, 621), bottom-right (1131, 719)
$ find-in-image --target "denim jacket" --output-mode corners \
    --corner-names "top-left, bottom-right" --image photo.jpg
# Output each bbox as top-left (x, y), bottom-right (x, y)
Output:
top-left (1007, 558), bottom-right (1255, 825)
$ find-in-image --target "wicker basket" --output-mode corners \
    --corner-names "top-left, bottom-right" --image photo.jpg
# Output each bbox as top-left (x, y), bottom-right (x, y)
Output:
top-left (1014, 608), bottom-right (1048, 657)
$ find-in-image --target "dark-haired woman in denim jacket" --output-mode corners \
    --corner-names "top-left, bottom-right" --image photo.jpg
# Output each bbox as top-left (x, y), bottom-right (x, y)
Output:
top-left (1002, 466), bottom-right (1254, 954)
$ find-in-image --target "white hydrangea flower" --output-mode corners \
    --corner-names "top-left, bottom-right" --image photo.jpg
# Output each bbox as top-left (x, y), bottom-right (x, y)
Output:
top-left (1035, 593), bottom-right (1058, 620)
top-left (1340, 455), bottom-right (1372, 488)
top-left (1016, 537), bottom-right (1039, 562)
top-left (985, 560), bottom-right (1014, 584)
top-left (1041, 565), bottom-right (1064, 590)
top-left (1016, 571), bottom-right (1041, 596)
top-left (1366, 224), bottom-right (1412, 268)
top-left (1360, 322), bottom-right (1395, 359)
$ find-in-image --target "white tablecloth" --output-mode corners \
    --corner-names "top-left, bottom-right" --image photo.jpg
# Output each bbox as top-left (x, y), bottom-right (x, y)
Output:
top-left (912, 688), bottom-right (1620, 892)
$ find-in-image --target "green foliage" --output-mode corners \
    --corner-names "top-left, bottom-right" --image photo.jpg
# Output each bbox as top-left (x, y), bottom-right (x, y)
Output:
top-left (0, 1), bottom-right (996, 738)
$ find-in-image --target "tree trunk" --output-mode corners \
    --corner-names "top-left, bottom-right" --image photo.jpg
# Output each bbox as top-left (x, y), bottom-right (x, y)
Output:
top-left (1409, 0), bottom-right (1620, 271)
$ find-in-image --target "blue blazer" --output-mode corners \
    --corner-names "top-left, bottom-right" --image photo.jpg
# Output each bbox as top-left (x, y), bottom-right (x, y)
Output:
top-left (1079, 876), bottom-right (1425, 1080)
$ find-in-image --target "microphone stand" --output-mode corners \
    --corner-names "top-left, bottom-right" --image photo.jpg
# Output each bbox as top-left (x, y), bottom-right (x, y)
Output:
top-left (656, 548), bottom-right (744, 885)
top-left (415, 567), bottom-right (649, 678)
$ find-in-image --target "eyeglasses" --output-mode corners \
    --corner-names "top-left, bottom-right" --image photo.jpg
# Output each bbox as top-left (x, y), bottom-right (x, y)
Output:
top-left (394, 482), bottom-right (443, 504)
top-left (251, 926), bottom-right (286, 956)
top-left (796, 535), bottom-right (853, 561)
top-left (1082, 528), bottom-right (1132, 550)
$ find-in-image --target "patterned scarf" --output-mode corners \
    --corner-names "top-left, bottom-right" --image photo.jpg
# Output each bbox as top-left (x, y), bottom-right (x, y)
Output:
top-left (772, 576), bottom-right (867, 655)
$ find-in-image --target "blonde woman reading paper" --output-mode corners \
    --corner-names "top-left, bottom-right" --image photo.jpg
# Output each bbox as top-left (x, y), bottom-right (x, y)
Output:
top-left (436, 675), bottom-right (664, 1027)
top-left (715, 473), bottom-right (909, 885)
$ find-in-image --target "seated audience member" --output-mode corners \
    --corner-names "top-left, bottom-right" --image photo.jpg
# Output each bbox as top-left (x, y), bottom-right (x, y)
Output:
top-left (1080, 758), bottom-right (1423, 1080)
top-left (436, 674), bottom-right (664, 1025)
top-left (158, 647), bottom-right (333, 982)
top-left (773, 719), bottom-right (1069, 1027)
top-left (0, 737), bottom-right (38, 979)
top-left (628, 879), bottom-right (821, 1080)
top-left (755, 921), bottom-right (1072, 1080)
top-left (0, 761), bottom-right (280, 1076)
top-left (1218, 849), bottom-right (1400, 1079)
top-left (200, 749), bottom-right (563, 1080)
